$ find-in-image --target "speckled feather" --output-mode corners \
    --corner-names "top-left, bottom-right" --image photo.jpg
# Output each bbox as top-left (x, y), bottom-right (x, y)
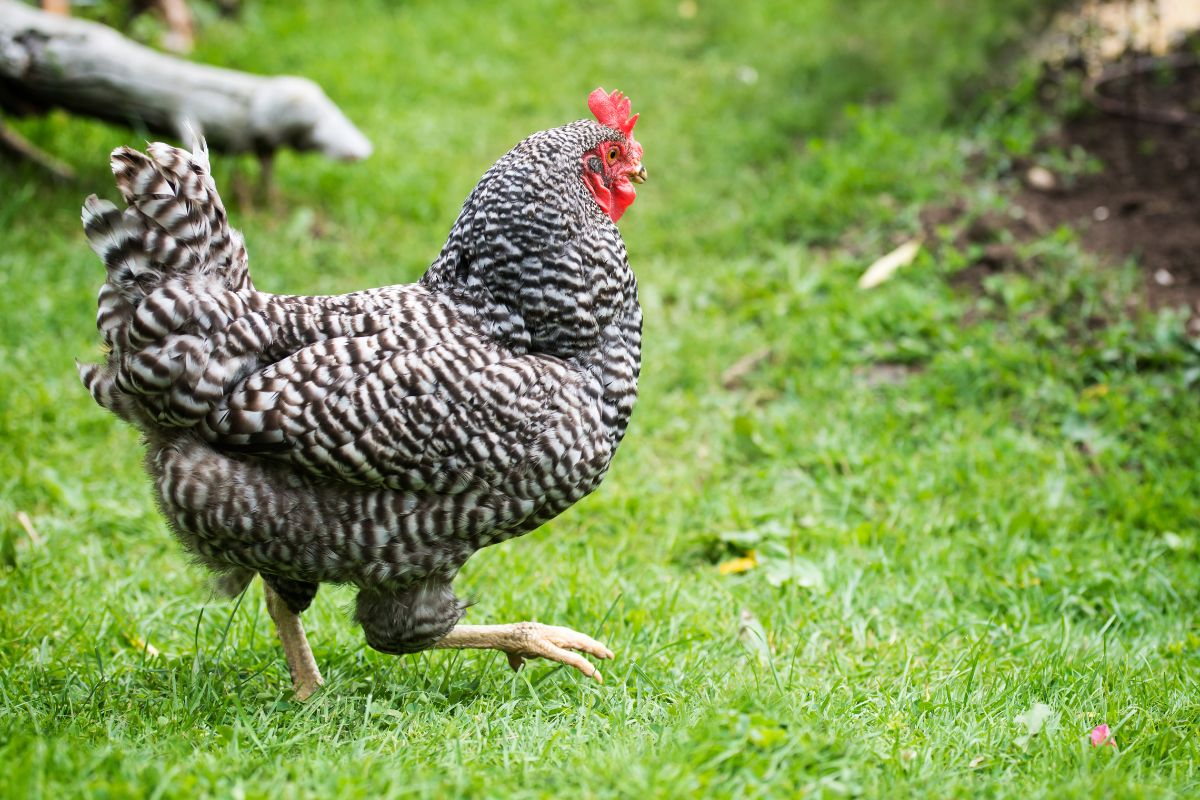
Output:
top-left (79, 119), bottom-right (642, 653)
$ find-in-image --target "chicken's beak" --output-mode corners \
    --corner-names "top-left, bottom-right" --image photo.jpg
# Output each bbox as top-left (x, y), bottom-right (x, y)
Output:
top-left (628, 163), bottom-right (647, 184)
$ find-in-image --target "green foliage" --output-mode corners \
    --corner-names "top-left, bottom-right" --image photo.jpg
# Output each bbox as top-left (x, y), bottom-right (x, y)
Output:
top-left (2, 0), bottom-right (1198, 797)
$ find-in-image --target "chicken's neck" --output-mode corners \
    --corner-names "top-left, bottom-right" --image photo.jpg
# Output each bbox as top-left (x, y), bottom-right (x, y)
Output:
top-left (421, 221), bottom-right (634, 347)
top-left (420, 234), bottom-right (642, 447)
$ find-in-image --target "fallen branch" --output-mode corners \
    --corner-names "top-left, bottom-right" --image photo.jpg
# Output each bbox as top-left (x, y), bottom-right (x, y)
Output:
top-left (0, 0), bottom-right (372, 161)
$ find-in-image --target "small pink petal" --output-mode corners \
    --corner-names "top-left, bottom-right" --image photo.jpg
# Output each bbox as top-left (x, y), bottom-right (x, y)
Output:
top-left (1089, 724), bottom-right (1115, 748)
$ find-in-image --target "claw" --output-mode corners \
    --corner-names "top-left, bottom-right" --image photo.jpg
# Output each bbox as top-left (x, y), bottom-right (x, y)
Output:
top-left (436, 621), bottom-right (613, 682)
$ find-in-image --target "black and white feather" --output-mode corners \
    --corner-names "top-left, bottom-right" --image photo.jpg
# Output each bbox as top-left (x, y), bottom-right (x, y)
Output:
top-left (79, 120), bottom-right (641, 654)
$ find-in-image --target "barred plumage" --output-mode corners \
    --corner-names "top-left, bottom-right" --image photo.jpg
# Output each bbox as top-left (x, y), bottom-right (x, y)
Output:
top-left (78, 91), bottom-right (646, 690)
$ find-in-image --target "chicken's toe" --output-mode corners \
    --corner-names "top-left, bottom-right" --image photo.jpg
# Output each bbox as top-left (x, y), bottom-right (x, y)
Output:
top-left (437, 621), bottom-right (614, 682)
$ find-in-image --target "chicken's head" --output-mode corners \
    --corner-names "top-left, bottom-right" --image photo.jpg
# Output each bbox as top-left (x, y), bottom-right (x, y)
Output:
top-left (582, 88), bottom-right (645, 223)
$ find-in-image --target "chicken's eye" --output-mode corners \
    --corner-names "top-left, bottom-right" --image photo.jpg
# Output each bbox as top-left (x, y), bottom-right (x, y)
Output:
top-left (605, 146), bottom-right (620, 163)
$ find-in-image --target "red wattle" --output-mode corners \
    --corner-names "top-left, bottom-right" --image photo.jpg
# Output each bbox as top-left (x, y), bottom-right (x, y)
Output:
top-left (609, 180), bottom-right (636, 222)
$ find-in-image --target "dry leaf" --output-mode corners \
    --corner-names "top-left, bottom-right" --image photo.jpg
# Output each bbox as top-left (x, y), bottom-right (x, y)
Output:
top-left (718, 552), bottom-right (758, 575)
top-left (121, 630), bottom-right (161, 658)
top-left (16, 511), bottom-right (44, 547)
top-left (858, 239), bottom-right (921, 289)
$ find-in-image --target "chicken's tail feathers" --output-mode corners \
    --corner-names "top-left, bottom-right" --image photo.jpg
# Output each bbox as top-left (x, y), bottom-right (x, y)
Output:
top-left (79, 140), bottom-right (260, 428)
top-left (84, 139), bottom-right (250, 311)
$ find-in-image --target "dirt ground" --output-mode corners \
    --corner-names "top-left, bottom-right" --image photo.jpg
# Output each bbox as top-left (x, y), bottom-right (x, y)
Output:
top-left (1026, 55), bottom-right (1200, 313)
top-left (933, 50), bottom-right (1200, 323)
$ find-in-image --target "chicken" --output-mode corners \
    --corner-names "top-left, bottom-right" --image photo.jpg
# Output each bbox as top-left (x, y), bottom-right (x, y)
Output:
top-left (77, 88), bottom-right (646, 699)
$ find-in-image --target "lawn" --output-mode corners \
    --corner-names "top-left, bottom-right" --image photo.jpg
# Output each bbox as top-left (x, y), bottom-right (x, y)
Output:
top-left (2, 0), bottom-right (1199, 797)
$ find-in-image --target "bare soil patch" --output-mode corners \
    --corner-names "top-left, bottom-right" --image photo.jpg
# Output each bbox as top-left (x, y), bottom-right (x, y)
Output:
top-left (1027, 56), bottom-right (1200, 313)
top-left (935, 51), bottom-right (1200, 323)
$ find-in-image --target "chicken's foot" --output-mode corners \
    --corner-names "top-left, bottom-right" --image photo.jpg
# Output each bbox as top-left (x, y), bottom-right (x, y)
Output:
top-left (263, 580), bottom-right (324, 700)
top-left (435, 622), bottom-right (613, 683)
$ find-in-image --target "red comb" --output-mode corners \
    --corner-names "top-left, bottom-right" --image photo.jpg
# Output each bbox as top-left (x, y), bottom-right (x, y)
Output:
top-left (588, 88), bottom-right (639, 138)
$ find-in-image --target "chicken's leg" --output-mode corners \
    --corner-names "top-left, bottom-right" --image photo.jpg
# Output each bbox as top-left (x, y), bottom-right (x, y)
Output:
top-left (263, 581), bottom-right (324, 700)
top-left (435, 622), bottom-right (613, 683)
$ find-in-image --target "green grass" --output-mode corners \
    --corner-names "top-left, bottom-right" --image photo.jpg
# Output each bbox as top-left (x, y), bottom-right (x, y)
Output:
top-left (2, 0), bottom-right (1199, 796)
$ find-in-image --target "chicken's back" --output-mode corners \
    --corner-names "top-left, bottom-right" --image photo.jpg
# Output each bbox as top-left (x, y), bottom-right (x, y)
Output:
top-left (77, 140), bottom-right (465, 436)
